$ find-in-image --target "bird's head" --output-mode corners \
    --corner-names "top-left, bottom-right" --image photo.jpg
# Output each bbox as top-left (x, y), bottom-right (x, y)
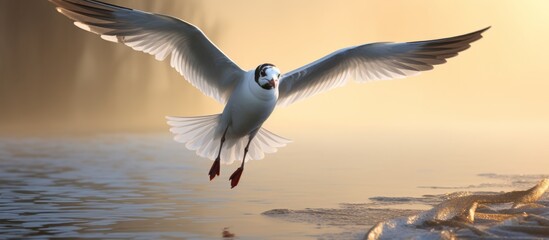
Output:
top-left (254, 63), bottom-right (280, 90)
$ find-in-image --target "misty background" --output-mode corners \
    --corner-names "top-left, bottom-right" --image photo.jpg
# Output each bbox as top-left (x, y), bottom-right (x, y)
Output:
top-left (0, 0), bottom-right (223, 134)
top-left (1, 0), bottom-right (549, 140)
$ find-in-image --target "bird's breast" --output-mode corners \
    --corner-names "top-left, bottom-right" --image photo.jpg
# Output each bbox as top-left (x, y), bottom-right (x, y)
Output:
top-left (222, 76), bottom-right (278, 137)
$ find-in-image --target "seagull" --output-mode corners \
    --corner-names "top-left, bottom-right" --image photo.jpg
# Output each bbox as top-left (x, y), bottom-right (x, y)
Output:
top-left (50, 0), bottom-right (488, 188)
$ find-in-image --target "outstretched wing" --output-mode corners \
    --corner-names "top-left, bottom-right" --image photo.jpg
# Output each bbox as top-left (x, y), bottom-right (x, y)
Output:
top-left (50, 0), bottom-right (245, 103)
top-left (277, 27), bottom-right (489, 106)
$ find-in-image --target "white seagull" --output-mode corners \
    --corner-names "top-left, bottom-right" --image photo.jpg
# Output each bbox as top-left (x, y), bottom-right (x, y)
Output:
top-left (50, 0), bottom-right (488, 188)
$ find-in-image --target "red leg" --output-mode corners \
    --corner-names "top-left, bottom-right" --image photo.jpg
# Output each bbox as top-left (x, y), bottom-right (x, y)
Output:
top-left (208, 157), bottom-right (220, 181)
top-left (229, 137), bottom-right (252, 188)
top-left (209, 126), bottom-right (228, 181)
top-left (229, 167), bottom-right (243, 188)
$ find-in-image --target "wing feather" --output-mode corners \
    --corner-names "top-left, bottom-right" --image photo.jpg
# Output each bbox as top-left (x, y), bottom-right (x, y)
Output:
top-left (277, 27), bottom-right (489, 106)
top-left (50, 0), bottom-right (245, 103)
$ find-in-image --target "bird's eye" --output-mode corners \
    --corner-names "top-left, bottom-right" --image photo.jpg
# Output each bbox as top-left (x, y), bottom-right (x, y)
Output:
top-left (260, 70), bottom-right (266, 77)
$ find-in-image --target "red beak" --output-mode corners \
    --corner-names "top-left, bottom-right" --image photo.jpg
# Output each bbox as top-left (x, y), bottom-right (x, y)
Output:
top-left (268, 79), bottom-right (277, 88)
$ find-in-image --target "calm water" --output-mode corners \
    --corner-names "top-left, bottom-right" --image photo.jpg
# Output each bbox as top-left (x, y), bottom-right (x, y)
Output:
top-left (0, 131), bottom-right (548, 239)
top-left (0, 134), bottom-right (350, 239)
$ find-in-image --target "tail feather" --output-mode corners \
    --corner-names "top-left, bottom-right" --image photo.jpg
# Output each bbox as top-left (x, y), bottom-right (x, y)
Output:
top-left (167, 115), bottom-right (219, 144)
top-left (166, 115), bottom-right (291, 164)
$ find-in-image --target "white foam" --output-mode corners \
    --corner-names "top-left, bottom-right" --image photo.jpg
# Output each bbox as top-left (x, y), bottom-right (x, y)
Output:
top-left (365, 179), bottom-right (549, 239)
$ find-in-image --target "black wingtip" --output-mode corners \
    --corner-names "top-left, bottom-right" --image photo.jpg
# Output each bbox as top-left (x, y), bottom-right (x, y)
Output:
top-left (49, 0), bottom-right (134, 11)
top-left (470, 26), bottom-right (491, 41)
top-left (478, 26), bottom-right (491, 34)
top-left (464, 26), bottom-right (490, 38)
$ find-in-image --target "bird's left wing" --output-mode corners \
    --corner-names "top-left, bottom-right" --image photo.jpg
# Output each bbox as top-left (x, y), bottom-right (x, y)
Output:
top-left (277, 27), bottom-right (489, 106)
top-left (50, 0), bottom-right (245, 104)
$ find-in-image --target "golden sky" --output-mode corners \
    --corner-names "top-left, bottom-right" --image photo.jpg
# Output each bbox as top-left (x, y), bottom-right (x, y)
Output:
top-left (1, 0), bottom-right (548, 135)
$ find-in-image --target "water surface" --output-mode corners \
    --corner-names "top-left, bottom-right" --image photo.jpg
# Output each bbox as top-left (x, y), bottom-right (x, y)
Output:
top-left (0, 132), bottom-right (547, 239)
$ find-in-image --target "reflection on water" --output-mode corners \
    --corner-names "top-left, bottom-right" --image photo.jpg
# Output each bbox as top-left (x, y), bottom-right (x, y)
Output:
top-left (0, 136), bottom-right (204, 238)
top-left (1, 133), bottom-right (548, 239)
top-left (0, 135), bottom-right (343, 239)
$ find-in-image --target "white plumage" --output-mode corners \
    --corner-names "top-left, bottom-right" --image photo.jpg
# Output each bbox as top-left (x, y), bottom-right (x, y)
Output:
top-left (50, 0), bottom-right (488, 187)
top-left (167, 115), bottom-right (290, 164)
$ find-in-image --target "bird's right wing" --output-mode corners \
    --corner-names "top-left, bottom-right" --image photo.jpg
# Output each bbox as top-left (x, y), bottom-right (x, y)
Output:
top-left (50, 0), bottom-right (245, 104)
top-left (277, 27), bottom-right (489, 106)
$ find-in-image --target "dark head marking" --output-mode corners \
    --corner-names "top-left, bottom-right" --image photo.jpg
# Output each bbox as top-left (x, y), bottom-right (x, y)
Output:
top-left (255, 63), bottom-right (275, 82)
